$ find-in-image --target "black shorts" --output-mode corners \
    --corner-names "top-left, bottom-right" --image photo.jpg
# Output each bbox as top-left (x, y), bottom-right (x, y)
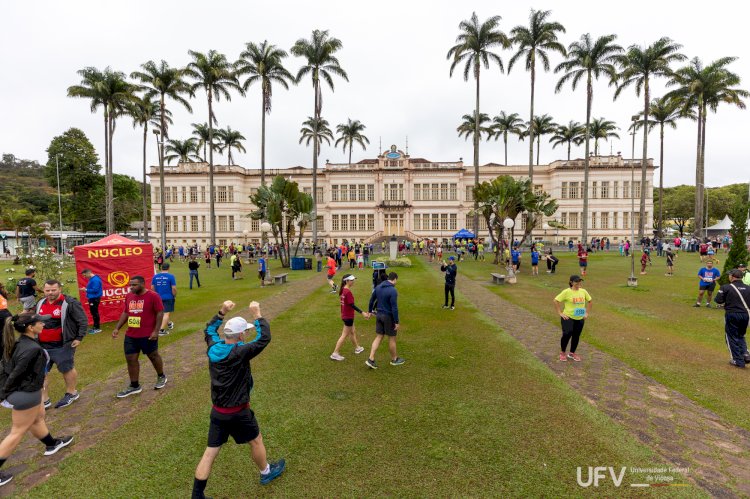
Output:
top-left (561, 318), bottom-right (585, 335)
top-left (124, 335), bottom-right (159, 356)
top-left (207, 407), bottom-right (260, 447)
top-left (375, 313), bottom-right (397, 337)
top-left (700, 283), bottom-right (716, 292)
top-left (342, 318), bottom-right (354, 327)
top-left (44, 344), bottom-right (76, 373)
top-left (259, 271), bottom-right (266, 280)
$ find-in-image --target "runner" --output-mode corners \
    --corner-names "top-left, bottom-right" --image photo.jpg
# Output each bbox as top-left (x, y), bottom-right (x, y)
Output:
top-left (204, 249), bottom-right (212, 269)
top-left (0, 283), bottom-right (11, 328)
top-left (695, 260), bottom-right (721, 308)
top-left (231, 252), bottom-right (243, 280)
top-left (326, 252), bottom-right (338, 294)
top-left (191, 299), bottom-right (285, 499)
top-left (258, 255), bottom-right (267, 288)
top-left (188, 256), bottom-right (201, 289)
top-left (639, 249), bottom-right (652, 275)
top-left (553, 275), bottom-right (592, 362)
top-left (739, 263), bottom-right (750, 286)
top-left (152, 263), bottom-right (177, 336)
top-left (714, 269), bottom-right (750, 368)
top-left (511, 247), bottom-right (521, 272)
top-left (112, 276), bottom-right (167, 397)
top-left (80, 269), bottom-right (103, 334)
top-left (330, 274), bottom-right (367, 361)
top-left (15, 269), bottom-right (40, 312)
top-left (440, 256), bottom-right (457, 310)
top-left (577, 244), bottom-right (588, 276)
top-left (665, 246), bottom-right (675, 276)
top-left (34, 280), bottom-right (87, 409)
top-left (0, 314), bottom-right (74, 487)
top-left (530, 246), bottom-right (540, 276)
top-left (365, 272), bottom-right (404, 368)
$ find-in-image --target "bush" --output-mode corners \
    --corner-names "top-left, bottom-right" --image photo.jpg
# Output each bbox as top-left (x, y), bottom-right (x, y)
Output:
top-left (381, 257), bottom-right (413, 268)
top-left (719, 202), bottom-right (750, 285)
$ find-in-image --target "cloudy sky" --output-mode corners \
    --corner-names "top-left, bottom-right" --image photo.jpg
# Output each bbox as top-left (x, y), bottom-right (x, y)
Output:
top-left (2, 1), bottom-right (748, 188)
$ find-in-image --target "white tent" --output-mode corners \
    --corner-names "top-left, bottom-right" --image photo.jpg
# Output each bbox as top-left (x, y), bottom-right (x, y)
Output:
top-left (705, 215), bottom-right (733, 232)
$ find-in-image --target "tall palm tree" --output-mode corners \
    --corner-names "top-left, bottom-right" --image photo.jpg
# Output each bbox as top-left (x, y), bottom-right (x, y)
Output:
top-left (237, 41), bottom-right (295, 186)
top-left (491, 111), bottom-right (524, 165)
top-left (457, 113), bottom-right (493, 142)
top-left (131, 60), bottom-right (192, 249)
top-left (191, 122), bottom-right (212, 161)
top-left (521, 114), bottom-right (557, 165)
top-left (67, 67), bottom-right (134, 234)
top-left (447, 12), bottom-right (510, 236)
top-left (291, 30), bottom-right (349, 245)
top-left (299, 117), bottom-right (334, 161)
top-left (215, 126), bottom-right (247, 165)
top-left (508, 9), bottom-right (566, 180)
top-left (128, 96), bottom-right (172, 242)
top-left (588, 117), bottom-right (620, 155)
top-left (666, 57), bottom-right (748, 236)
top-left (549, 120), bottom-right (585, 160)
top-left (164, 138), bottom-right (201, 164)
top-left (184, 50), bottom-right (243, 244)
top-left (614, 38), bottom-right (685, 239)
top-left (555, 34), bottom-right (622, 242)
top-left (335, 119), bottom-right (370, 165)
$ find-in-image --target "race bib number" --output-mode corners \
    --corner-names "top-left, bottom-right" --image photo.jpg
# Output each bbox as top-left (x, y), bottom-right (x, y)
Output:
top-left (127, 316), bottom-right (141, 328)
top-left (573, 307), bottom-right (586, 317)
top-left (703, 277), bottom-right (713, 283)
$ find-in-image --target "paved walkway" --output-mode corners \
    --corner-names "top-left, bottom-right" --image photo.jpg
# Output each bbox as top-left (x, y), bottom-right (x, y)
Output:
top-left (0, 272), bottom-right (324, 496)
top-left (456, 271), bottom-right (750, 497)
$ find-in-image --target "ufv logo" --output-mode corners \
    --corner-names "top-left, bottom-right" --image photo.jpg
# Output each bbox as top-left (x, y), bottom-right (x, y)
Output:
top-left (576, 467), bottom-right (626, 487)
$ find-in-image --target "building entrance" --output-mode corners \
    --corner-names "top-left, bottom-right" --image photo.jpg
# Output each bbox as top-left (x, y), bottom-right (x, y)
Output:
top-left (383, 213), bottom-right (404, 236)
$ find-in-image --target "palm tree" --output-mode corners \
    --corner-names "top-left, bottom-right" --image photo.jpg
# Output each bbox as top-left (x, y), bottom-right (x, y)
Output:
top-left (237, 41), bottom-right (295, 186)
top-left (184, 50), bottom-right (243, 244)
top-left (191, 122), bottom-right (212, 161)
top-left (335, 119), bottom-right (370, 165)
top-left (291, 31), bottom-right (348, 245)
top-left (299, 117), bottom-right (334, 160)
top-left (491, 111), bottom-right (524, 165)
top-left (588, 117), bottom-right (620, 155)
top-left (666, 57), bottom-right (748, 236)
top-left (508, 9), bottom-right (566, 180)
top-left (555, 34), bottom-right (622, 242)
top-left (164, 138), bottom-right (201, 164)
top-left (447, 12), bottom-right (510, 236)
top-left (215, 126), bottom-right (247, 165)
top-left (457, 113), bottom-right (492, 142)
top-left (67, 67), bottom-right (134, 234)
top-left (549, 120), bottom-right (585, 160)
top-left (614, 38), bottom-right (685, 239)
top-left (521, 114), bottom-right (557, 165)
top-left (131, 60), bottom-right (192, 248)
top-left (128, 96), bottom-right (172, 242)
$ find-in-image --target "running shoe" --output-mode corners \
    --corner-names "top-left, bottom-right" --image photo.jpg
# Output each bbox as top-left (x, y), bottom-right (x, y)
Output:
top-left (0, 471), bottom-right (13, 487)
top-left (567, 353), bottom-right (582, 362)
top-left (155, 375), bottom-right (168, 390)
top-left (329, 289), bottom-right (337, 294)
top-left (54, 392), bottom-right (80, 409)
top-left (693, 303), bottom-right (701, 307)
top-left (354, 346), bottom-right (364, 355)
top-left (705, 303), bottom-right (712, 308)
top-left (116, 385), bottom-right (143, 398)
top-left (442, 305), bottom-right (449, 309)
top-left (390, 357), bottom-right (406, 366)
top-left (88, 328), bottom-right (102, 335)
top-left (365, 358), bottom-right (378, 369)
top-left (260, 459), bottom-right (286, 485)
top-left (450, 306), bottom-right (455, 310)
top-left (44, 435), bottom-right (73, 456)
top-left (729, 360), bottom-right (746, 368)
top-left (168, 321), bottom-right (175, 330)
top-left (43, 399), bottom-right (52, 409)
top-left (158, 329), bottom-right (170, 337)
top-left (558, 352), bottom-right (567, 362)
top-left (744, 353), bottom-right (750, 364)
top-left (330, 353), bottom-right (345, 361)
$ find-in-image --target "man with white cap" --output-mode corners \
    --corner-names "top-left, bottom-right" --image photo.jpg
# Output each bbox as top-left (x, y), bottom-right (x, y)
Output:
top-left (191, 299), bottom-right (285, 499)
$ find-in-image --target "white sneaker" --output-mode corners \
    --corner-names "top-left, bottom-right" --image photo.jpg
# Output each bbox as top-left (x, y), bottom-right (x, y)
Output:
top-left (330, 353), bottom-right (345, 361)
top-left (354, 346), bottom-right (365, 354)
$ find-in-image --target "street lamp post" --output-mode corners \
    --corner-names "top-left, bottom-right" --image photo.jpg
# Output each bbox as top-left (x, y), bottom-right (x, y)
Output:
top-left (628, 115), bottom-right (639, 287)
top-left (503, 217), bottom-right (515, 281)
top-left (153, 129), bottom-right (166, 252)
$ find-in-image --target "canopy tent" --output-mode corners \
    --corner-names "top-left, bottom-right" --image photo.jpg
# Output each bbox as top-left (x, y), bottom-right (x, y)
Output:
top-left (74, 235), bottom-right (155, 325)
top-left (704, 215), bottom-right (733, 233)
top-left (453, 228), bottom-right (475, 240)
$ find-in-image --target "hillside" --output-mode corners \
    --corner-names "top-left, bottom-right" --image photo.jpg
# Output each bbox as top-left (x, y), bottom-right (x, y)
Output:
top-left (0, 154), bottom-right (58, 214)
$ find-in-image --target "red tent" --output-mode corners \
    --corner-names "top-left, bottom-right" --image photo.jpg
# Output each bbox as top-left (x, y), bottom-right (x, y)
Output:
top-left (74, 235), bottom-right (154, 325)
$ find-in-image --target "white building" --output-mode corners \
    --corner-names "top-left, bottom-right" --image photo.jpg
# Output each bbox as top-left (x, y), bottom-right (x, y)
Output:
top-left (149, 147), bottom-right (655, 247)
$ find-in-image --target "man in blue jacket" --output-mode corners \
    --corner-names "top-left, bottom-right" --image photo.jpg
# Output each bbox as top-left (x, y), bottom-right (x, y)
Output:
top-left (366, 272), bottom-right (404, 368)
top-left (192, 299), bottom-right (285, 499)
top-left (80, 269), bottom-right (102, 334)
top-left (440, 256), bottom-right (457, 310)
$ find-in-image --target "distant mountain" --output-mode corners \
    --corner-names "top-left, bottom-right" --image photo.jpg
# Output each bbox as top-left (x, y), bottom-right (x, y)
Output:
top-left (0, 154), bottom-right (57, 214)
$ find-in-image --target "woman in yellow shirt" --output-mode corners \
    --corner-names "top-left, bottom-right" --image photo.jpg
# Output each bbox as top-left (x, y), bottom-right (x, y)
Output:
top-left (553, 275), bottom-right (592, 362)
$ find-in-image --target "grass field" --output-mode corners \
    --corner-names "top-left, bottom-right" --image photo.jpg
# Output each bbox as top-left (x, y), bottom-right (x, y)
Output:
top-left (453, 248), bottom-right (749, 432)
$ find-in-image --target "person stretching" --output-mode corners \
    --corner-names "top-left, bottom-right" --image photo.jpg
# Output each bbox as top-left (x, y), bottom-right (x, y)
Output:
top-left (330, 275), bottom-right (367, 361)
top-left (553, 275), bottom-right (592, 362)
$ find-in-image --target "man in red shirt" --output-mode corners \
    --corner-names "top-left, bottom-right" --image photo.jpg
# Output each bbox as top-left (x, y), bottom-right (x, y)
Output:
top-left (112, 276), bottom-right (166, 397)
top-left (326, 252), bottom-right (338, 294)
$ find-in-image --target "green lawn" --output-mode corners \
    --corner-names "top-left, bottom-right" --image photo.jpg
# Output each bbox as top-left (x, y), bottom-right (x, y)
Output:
top-left (453, 249), bottom-right (750, 432)
top-left (23, 257), bottom-right (695, 498)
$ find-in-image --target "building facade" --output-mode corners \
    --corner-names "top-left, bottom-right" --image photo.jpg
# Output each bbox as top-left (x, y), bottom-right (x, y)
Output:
top-left (149, 146), bottom-right (655, 247)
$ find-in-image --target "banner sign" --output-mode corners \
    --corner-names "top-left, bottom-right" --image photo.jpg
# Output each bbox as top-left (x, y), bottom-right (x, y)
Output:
top-left (74, 235), bottom-right (154, 325)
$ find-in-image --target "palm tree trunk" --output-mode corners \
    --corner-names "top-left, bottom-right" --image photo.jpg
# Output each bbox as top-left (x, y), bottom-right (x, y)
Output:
top-left (261, 95), bottom-right (267, 186)
top-left (567, 140), bottom-right (571, 161)
top-left (503, 134), bottom-right (508, 165)
top-left (208, 90), bottom-right (216, 244)
top-left (700, 108), bottom-right (708, 231)
top-left (536, 135), bottom-right (540, 166)
top-left (159, 94), bottom-right (167, 251)
top-left (348, 143), bottom-right (352, 166)
top-left (142, 124), bottom-right (149, 242)
top-left (528, 54), bottom-right (536, 181)
top-left (581, 74), bottom-right (592, 243)
top-left (103, 112), bottom-right (111, 234)
top-left (108, 114), bottom-right (115, 233)
top-left (693, 102), bottom-right (704, 237)
top-left (638, 79), bottom-right (649, 239)
top-left (657, 123), bottom-right (664, 237)
top-left (473, 63), bottom-right (480, 238)
top-left (312, 80), bottom-right (319, 247)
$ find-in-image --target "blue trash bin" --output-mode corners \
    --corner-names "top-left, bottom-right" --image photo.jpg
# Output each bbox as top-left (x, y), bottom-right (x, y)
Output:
top-left (290, 257), bottom-right (304, 270)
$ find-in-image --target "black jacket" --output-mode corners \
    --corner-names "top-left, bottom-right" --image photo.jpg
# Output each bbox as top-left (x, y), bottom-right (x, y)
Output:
top-left (35, 295), bottom-right (88, 344)
top-left (441, 263), bottom-right (457, 285)
top-left (715, 282), bottom-right (750, 314)
top-left (204, 313), bottom-right (271, 408)
top-left (0, 335), bottom-right (47, 398)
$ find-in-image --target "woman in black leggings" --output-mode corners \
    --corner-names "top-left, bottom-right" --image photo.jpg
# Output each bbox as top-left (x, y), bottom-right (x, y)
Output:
top-left (0, 314), bottom-right (73, 487)
top-left (546, 248), bottom-right (559, 274)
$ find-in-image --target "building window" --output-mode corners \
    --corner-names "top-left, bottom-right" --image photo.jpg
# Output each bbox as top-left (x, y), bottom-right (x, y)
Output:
top-left (251, 218), bottom-right (260, 231)
top-left (182, 187), bottom-right (187, 203)
top-left (216, 186), bottom-right (226, 203)
top-left (385, 184), bottom-right (403, 201)
top-left (316, 216), bottom-right (323, 232)
top-left (477, 216), bottom-right (488, 231)
top-left (228, 186), bottom-right (234, 203)
top-left (413, 213), bottom-right (421, 230)
top-left (171, 187), bottom-right (178, 203)
top-left (560, 212), bottom-right (567, 227)
top-left (358, 214), bottom-right (366, 231)
top-left (591, 182), bottom-right (598, 199)
top-left (191, 216), bottom-right (199, 232)
top-left (182, 216), bottom-right (188, 232)
top-left (340, 185), bottom-right (348, 202)
top-left (449, 213), bottom-right (457, 230)
top-left (591, 212), bottom-right (597, 229)
top-left (367, 185), bottom-right (374, 202)
top-left (561, 182), bottom-right (568, 199)
top-left (431, 183), bottom-right (439, 201)
top-left (342, 214), bottom-right (349, 232)
top-left (367, 214), bottom-right (374, 231)
top-left (358, 185), bottom-right (366, 201)
top-left (218, 216), bottom-right (227, 232)
top-left (331, 214), bottom-right (340, 231)
top-left (569, 182), bottom-right (580, 199)
top-left (633, 211), bottom-right (641, 229)
top-left (534, 184), bottom-right (543, 196)
top-left (349, 185), bottom-right (357, 202)
top-left (612, 212), bottom-right (617, 229)
top-left (633, 181), bottom-right (641, 199)
top-left (520, 214), bottom-right (527, 230)
top-left (623, 181), bottom-right (630, 198)
top-left (200, 186), bottom-right (206, 203)
top-left (316, 188), bottom-right (323, 204)
top-left (440, 213), bottom-right (448, 230)
top-left (569, 212), bottom-right (579, 229)
top-left (155, 216), bottom-right (161, 232)
top-left (440, 184), bottom-right (448, 201)
top-left (414, 184), bottom-right (422, 201)
top-left (465, 185), bottom-right (474, 202)
top-left (201, 216), bottom-right (207, 232)
top-left (600, 181), bottom-right (609, 199)
top-left (154, 186), bottom-right (161, 204)
top-left (623, 211), bottom-right (629, 229)
top-left (600, 212), bottom-right (609, 229)
top-left (190, 187), bottom-right (198, 203)
top-left (229, 216), bottom-right (235, 232)
top-left (450, 183), bottom-right (457, 200)
top-left (331, 185), bottom-right (339, 202)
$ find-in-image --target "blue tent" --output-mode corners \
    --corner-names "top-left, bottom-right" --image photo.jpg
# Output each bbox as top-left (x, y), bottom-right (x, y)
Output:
top-left (453, 228), bottom-right (475, 239)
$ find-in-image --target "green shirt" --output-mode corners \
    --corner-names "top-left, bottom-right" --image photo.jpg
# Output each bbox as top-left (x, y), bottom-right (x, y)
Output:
top-left (743, 271), bottom-right (750, 286)
top-left (554, 288), bottom-right (592, 320)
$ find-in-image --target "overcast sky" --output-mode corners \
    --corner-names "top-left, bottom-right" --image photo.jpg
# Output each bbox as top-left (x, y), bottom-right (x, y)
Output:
top-left (2, 1), bottom-right (748, 188)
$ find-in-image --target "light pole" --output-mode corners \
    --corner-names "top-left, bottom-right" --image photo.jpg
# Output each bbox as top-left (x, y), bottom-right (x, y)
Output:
top-left (260, 221), bottom-right (271, 256)
top-left (61, 233), bottom-right (68, 258)
top-left (628, 115), bottom-right (638, 287)
top-left (55, 154), bottom-right (64, 242)
top-left (153, 129), bottom-right (166, 251)
top-left (503, 217), bottom-right (515, 280)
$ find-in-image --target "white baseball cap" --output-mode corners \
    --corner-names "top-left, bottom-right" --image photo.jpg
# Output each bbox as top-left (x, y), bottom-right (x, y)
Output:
top-left (343, 274), bottom-right (356, 281)
top-left (224, 317), bottom-right (251, 336)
